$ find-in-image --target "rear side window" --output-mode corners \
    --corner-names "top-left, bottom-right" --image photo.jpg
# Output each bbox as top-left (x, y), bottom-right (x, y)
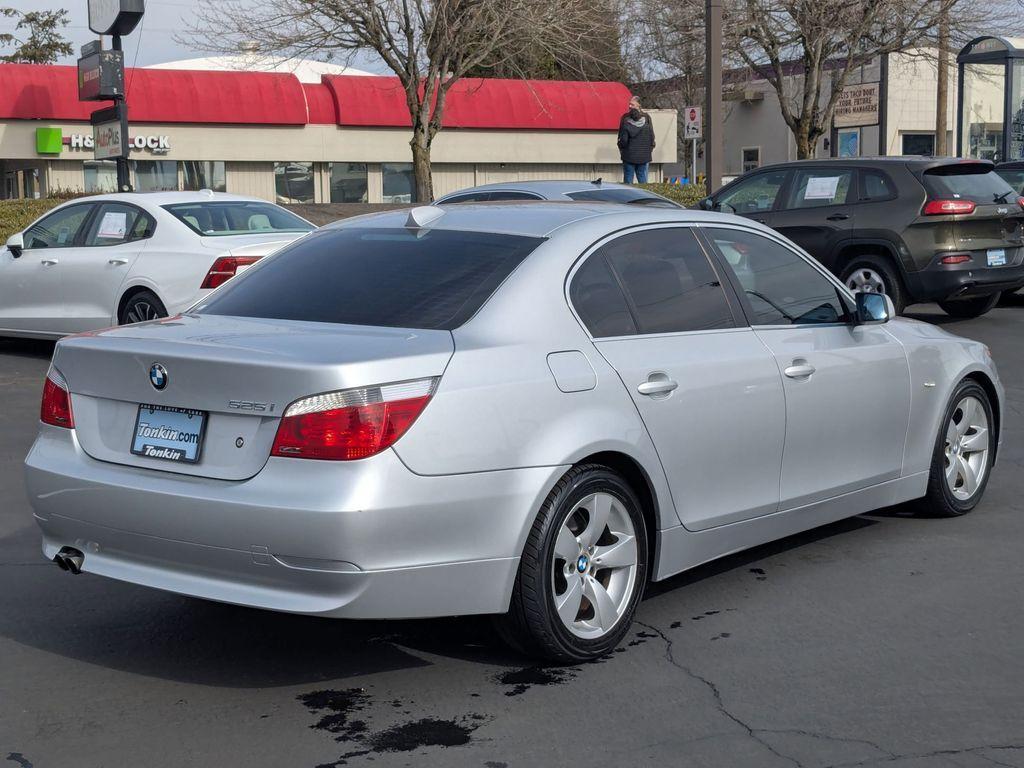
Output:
top-left (570, 255), bottom-right (637, 337)
top-left (923, 165), bottom-right (1016, 203)
top-left (861, 170), bottom-right (896, 202)
top-left (566, 188), bottom-right (678, 207)
top-left (196, 227), bottom-right (543, 330)
top-left (83, 203), bottom-right (154, 246)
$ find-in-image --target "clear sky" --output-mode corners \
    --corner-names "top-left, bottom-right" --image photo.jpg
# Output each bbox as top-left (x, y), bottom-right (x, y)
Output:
top-left (0, 0), bottom-right (386, 71)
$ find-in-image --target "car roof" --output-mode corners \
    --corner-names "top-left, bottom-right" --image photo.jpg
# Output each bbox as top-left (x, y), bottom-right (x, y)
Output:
top-left (439, 179), bottom-right (647, 198)
top-left (326, 201), bottom-right (756, 239)
top-left (65, 191), bottom-right (274, 208)
top-left (749, 156), bottom-right (996, 173)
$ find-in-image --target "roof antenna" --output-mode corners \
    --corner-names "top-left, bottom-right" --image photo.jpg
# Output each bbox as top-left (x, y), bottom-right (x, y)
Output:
top-left (591, 177), bottom-right (603, 186)
top-left (405, 205), bottom-right (445, 234)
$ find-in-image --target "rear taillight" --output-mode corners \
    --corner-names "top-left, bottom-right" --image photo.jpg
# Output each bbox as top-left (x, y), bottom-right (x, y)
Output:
top-left (940, 254), bottom-right (972, 265)
top-left (923, 199), bottom-right (976, 215)
top-left (40, 367), bottom-right (74, 428)
top-left (271, 378), bottom-right (438, 461)
top-left (201, 256), bottom-right (260, 289)
top-left (1017, 196), bottom-right (1024, 211)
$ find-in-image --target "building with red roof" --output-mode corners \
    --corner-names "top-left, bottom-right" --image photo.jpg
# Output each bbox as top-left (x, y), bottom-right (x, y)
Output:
top-left (0, 63), bottom-right (677, 202)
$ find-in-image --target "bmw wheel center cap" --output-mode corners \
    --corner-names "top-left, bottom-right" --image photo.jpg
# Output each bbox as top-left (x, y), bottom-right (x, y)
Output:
top-left (576, 554), bottom-right (589, 573)
top-left (149, 363), bottom-right (168, 390)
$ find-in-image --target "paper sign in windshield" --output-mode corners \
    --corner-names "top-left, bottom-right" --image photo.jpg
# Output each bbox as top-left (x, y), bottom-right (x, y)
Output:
top-left (97, 211), bottom-right (128, 239)
top-left (804, 176), bottom-right (842, 200)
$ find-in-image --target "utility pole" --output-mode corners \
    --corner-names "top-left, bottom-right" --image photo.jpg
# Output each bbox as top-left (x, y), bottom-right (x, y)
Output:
top-left (935, 7), bottom-right (950, 156)
top-left (704, 0), bottom-right (723, 193)
top-left (110, 33), bottom-right (131, 192)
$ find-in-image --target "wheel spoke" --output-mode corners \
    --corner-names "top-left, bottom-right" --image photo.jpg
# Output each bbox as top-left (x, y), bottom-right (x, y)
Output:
top-left (957, 399), bottom-right (975, 436)
top-left (579, 493), bottom-right (612, 549)
top-left (959, 456), bottom-right (980, 495)
top-left (946, 418), bottom-right (959, 447)
top-left (945, 455), bottom-right (959, 486)
top-left (555, 577), bottom-right (584, 625)
top-left (583, 576), bottom-right (618, 632)
top-left (592, 534), bottom-right (636, 570)
top-left (554, 525), bottom-right (579, 562)
top-left (960, 426), bottom-right (989, 453)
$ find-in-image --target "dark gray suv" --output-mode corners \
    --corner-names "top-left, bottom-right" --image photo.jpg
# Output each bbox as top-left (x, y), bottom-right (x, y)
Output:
top-left (701, 157), bottom-right (1024, 317)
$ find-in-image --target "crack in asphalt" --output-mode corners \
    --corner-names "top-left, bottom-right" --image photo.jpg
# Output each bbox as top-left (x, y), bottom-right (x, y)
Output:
top-left (637, 619), bottom-right (1024, 768)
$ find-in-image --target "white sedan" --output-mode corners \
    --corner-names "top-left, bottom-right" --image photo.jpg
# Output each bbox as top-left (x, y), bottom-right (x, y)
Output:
top-left (0, 191), bottom-right (315, 338)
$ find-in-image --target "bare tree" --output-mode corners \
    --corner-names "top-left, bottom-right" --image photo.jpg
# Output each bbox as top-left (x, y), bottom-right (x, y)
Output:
top-left (187, 0), bottom-right (615, 202)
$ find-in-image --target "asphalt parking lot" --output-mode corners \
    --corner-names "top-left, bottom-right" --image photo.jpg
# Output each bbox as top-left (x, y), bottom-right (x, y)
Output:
top-left (2, 298), bottom-right (1022, 768)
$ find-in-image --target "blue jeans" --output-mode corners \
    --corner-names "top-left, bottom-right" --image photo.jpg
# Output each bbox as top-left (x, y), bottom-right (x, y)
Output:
top-left (623, 163), bottom-right (649, 184)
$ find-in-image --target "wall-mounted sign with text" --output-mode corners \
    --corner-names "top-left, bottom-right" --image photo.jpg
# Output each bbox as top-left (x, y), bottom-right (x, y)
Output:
top-left (35, 127), bottom-right (171, 156)
top-left (834, 82), bottom-right (880, 128)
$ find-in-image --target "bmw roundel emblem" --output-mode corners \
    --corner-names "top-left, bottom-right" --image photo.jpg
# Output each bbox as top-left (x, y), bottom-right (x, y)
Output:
top-left (576, 554), bottom-right (589, 573)
top-left (149, 363), bottom-right (168, 390)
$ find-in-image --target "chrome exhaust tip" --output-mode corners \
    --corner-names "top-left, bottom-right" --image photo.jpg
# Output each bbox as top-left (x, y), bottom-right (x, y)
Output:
top-left (55, 547), bottom-right (84, 575)
top-left (53, 553), bottom-right (69, 571)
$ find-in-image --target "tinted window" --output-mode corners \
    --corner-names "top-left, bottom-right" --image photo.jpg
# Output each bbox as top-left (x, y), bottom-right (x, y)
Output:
top-left (569, 254), bottom-right (636, 337)
top-left (439, 192), bottom-right (494, 204)
top-left (566, 188), bottom-right (678, 207)
top-left (716, 170), bottom-right (787, 214)
top-left (600, 228), bottom-right (735, 334)
top-left (197, 227), bottom-right (542, 330)
top-left (924, 165), bottom-right (1017, 203)
top-left (83, 203), bottom-right (154, 246)
top-left (487, 191), bottom-right (544, 201)
top-left (861, 170), bottom-right (895, 201)
top-left (786, 169), bottom-right (853, 208)
top-left (24, 204), bottom-right (93, 249)
top-left (706, 228), bottom-right (851, 326)
top-left (164, 201), bottom-right (313, 237)
top-left (996, 168), bottom-right (1024, 194)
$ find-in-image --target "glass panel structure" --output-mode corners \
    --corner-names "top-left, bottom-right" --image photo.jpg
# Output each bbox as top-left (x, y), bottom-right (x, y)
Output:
top-left (962, 63), bottom-right (1004, 160)
top-left (957, 36), bottom-right (1024, 161)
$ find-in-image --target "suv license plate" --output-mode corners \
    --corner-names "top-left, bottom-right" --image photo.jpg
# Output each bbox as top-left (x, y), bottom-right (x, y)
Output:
top-left (131, 404), bottom-right (207, 464)
top-left (987, 248), bottom-right (1007, 266)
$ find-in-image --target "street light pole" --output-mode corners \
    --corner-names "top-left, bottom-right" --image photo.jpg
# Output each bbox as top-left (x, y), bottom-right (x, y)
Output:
top-left (110, 33), bottom-right (131, 192)
top-left (704, 0), bottom-right (723, 193)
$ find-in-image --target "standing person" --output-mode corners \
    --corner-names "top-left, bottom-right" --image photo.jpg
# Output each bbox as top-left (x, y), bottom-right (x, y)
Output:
top-left (618, 95), bottom-right (656, 184)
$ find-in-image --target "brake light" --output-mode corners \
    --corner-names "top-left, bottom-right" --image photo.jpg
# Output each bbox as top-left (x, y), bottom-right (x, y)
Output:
top-left (201, 256), bottom-right (260, 289)
top-left (40, 367), bottom-right (74, 428)
top-left (1017, 197), bottom-right (1024, 211)
top-left (923, 199), bottom-right (976, 215)
top-left (940, 254), bottom-right (972, 265)
top-left (271, 378), bottom-right (438, 460)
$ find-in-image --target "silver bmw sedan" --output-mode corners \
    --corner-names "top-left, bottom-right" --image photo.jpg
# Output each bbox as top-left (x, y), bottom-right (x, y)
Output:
top-left (25, 203), bottom-right (1002, 662)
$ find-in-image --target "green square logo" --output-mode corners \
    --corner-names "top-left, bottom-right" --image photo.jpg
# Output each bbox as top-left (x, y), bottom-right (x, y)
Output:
top-left (36, 127), bottom-right (63, 155)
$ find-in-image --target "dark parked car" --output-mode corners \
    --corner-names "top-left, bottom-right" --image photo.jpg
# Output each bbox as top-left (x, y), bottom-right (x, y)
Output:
top-left (700, 157), bottom-right (1024, 317)
top-left (995, 161), bottom-right (1024, 194)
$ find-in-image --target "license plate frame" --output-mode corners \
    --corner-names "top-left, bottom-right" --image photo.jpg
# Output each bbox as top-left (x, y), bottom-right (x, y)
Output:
top-left (987, 248), bottom-right (1007, 267)
top-left (131, 404), bottom-right (207, 464)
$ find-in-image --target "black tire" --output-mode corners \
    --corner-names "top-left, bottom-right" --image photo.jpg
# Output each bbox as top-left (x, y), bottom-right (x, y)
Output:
top-left (840, 256), bottom-right (907, 314)
top-left (937, 293), bottom-right (1000, 319)
top-left (496, 464), bottom-right (649, 663)
top-left (119, 290), bottom-right (167, 325)
top-left (912, 380), bottom-right (995, 517)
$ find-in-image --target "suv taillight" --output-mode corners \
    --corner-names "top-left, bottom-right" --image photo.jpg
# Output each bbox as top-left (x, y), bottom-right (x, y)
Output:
top-left (1018, 197), bottom-right (1024, 211)
top-left (271, 378), bottom-right (438, 461)
top-left (923, 199), bottom-right (976, 215)
top-left (40, 367), bottom-right (74, 428)
top-left (201, 256), bottom-right (260, 289)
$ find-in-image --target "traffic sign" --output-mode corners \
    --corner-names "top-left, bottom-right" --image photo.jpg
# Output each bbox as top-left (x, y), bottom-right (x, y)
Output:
top-left (684, 106), bottom-right (702, 139)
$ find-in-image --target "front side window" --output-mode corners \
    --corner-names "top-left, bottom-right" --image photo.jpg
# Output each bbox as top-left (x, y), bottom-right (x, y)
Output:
top-left (785, 169), bottom-right (853, 209)
top-left (274, 162), bottom-right (314, 204)
top-left (83, 203), bottom-right (154, 246)
top-left (382, 163), bottom-right (414, 203)
top-left (706, 227), bottom-right (851, 326)
top-left (196, 227), bottom-right (543, 330)
top-left (330, 163), bottom-right (368, 203)
top-left (183, 161), bottom-right (227, 193)
top-left (133, 160), bottom-right (179, 192)
top-left (24, 204), bottom-right (93, 249)
top-left (716, 170), bottom-right (787, 214)
top-left (581, 228), bottom-right (735, 335)
top-left (163, 201), bottom-right (314, 237)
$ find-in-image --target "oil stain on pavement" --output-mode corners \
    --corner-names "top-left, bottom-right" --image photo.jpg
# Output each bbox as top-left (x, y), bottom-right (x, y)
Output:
top-left (493, 665), bottom-right (577, 696)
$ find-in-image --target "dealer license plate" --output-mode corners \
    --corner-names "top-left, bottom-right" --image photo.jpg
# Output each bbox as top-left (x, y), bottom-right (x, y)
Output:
top-left (987, 248), bottom-right (1007, 267)
top-left (131, 404), bottom-right (207, 464)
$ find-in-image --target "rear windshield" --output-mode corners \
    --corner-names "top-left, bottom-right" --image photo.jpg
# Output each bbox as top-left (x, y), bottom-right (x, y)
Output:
top-left (922, 165), bottom-right (1017, 204)
top-left (164, 201), bottom-right (314, 237)
top-left (195, 227), bottom-right (543, 330)
top-left (566, 188), bottom-right (679, 208)
top-left (996, 168), bottom-right (1024, 194)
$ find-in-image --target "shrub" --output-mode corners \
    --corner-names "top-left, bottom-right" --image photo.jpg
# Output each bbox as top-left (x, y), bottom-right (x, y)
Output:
top-left (0, 198), bottom-right (65, 242)
top-left (638, 182), bottom-right (707, 208)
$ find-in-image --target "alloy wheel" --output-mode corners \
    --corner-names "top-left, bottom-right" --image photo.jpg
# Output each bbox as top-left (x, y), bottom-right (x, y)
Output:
top-left (846, 267), bottom-right (887, 294)
top-left (944, 395), bottom-right (990, 501)
top-left (551, 492), bottom-right (639, 639)
top-left (126, 300), bottom-right (161, 324)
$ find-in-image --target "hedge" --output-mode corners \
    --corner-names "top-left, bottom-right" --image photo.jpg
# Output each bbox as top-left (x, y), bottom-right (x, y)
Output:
top-left (638, 182), bottom-right (707, 208)
top-left (0, 198), bottom-right (65, 242)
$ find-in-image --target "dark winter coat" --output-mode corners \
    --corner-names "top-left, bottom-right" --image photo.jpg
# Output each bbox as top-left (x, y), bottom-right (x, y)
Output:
top-left (617, 111), bottom-right (656, 165)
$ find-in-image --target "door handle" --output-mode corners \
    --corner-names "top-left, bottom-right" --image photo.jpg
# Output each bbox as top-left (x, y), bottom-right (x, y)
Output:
top-left (108, 258), bottom-right (129, 266)
top-left (826, 213), bottom-right (849, 221)
top-left (40, 259), bottom-right (59, 266)
top-left (637, 375), bottom-right (679, 396)
top-left (784, 362), bottom-right (816, 379)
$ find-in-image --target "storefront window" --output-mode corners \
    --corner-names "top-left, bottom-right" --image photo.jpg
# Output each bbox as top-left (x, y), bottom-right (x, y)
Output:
top-left (274, 162), bottom-right (314, 204)
top-left (182, 161), bottom-right (226, 192)
top-left (133, 160), bottom-right (179, 192)
top-left (382, 163), bottom-right (414, 203)
top-left (962, 63), bottom-right (1005, 161)
top-left (330, 163), bottom-right (368, 203)
top-left (84, 160), bottom-right (118, 193)
top-left (902, 134), bottom-right (935, 156)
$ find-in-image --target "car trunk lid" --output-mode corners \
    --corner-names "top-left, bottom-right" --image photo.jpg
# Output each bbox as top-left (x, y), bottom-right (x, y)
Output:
top-left (53, 314), bottom-right (454, 480)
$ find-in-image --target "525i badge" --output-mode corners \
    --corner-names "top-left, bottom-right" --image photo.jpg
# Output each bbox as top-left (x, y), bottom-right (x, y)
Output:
top-left (228, 400), bottom-right (276, 413)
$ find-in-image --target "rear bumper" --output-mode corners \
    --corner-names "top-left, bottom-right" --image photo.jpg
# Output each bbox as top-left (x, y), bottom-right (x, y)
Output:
top-left (25, 424), bottom-right (564, 618)
top-left (907, 259), bottom-right (1024, 302)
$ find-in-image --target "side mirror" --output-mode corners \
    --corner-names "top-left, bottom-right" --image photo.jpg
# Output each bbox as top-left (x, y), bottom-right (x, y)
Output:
top-left (5, 233), bottom-right (24, 258)
top-left (700, 197), bottom-right (715, 211)
top-left (855, 291), bottom-right (894, 324)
